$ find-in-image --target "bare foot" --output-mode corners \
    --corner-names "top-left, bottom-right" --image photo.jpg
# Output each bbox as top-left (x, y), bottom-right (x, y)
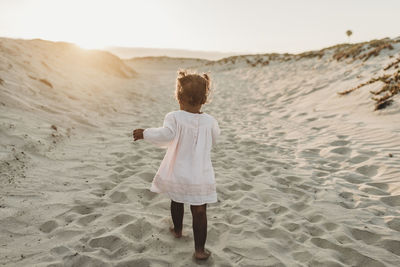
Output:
top-left (193, 249), bottom-right (211, 260)
top-left (169, 226), bottom-right (182, 238)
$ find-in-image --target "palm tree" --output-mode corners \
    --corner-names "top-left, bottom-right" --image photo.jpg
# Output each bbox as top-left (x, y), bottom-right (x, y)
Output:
top-left (346, 30), bottom-right (353, 43)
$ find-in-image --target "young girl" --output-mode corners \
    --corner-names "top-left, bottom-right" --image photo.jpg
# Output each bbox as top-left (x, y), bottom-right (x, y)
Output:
top-left (133, 70), bottom-right (220, 260)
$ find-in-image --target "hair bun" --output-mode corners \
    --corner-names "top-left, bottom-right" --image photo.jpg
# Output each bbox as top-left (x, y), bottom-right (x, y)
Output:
top-left (177, 70), bottom-right (187, 78)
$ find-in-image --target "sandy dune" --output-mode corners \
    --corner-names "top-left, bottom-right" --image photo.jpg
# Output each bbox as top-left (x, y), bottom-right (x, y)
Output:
top-left (1, 37), bottom-right (400, 266)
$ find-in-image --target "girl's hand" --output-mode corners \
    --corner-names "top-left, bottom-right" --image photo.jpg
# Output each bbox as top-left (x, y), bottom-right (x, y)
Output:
top-left (133, 129), bottom-right (144, 141)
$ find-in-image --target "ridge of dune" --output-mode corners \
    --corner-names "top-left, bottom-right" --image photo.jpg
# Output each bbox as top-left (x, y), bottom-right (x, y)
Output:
top-left (105, 46), bottom-right (240, 61)
top-left (1, 37), bottom-right (400, 266)
top-left (208, 37), bottom-right (400, 66)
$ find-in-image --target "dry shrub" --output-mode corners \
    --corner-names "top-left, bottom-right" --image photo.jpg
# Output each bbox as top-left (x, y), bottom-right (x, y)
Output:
top-left (41, 61), bottom-right (52, 71)
top-left (212, 52), bottom-right (290, 67)
top-left (359, 42), bottom-right (393, 61)
top-left (296, 51), bottom-right (324, 60)
top-left (246, 57), bottom-right (269, 67)
top-left (39, 78), bottom-right (53, 88)
top-left (333, 43), bottom-right (365, 61)
top-left (370, 71), bottom-right (400, 110)
top-left (333, 38), bottom-right (396, 62)
top-left (384, 56), bottom-right (400, 70)
top-left (338, 71), bottom-right (400, 110)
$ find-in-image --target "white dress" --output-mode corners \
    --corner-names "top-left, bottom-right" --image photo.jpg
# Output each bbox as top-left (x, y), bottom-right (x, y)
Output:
top-left (143, 110), bottom-right (220, 205)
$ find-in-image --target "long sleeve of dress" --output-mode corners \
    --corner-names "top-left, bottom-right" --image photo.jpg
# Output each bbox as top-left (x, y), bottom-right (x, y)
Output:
top-left (143, 112), bottom-right (176, 148)
top-left (211, 119), bottom-right (221, 147)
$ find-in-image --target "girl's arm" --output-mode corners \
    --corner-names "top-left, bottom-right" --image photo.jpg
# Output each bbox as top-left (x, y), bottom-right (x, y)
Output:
top-left (133, 112), bottom-right (176, 148)
top-left (211, 119), bottom-right (220, 147)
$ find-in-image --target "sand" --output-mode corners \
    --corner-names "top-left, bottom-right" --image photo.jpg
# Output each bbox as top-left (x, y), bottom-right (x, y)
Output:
top-left (1, 37), bottom-right (400, 266)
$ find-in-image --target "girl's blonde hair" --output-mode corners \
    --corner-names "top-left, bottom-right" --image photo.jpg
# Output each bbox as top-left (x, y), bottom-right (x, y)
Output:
top-left (175, 70), bottom-right (211, 106)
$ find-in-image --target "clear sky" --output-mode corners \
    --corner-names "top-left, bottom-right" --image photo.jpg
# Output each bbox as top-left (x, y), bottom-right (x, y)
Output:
top-left (0, 0), bottom-right (399, 54)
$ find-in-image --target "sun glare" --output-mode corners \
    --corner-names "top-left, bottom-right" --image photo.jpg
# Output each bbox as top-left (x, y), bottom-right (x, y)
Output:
top-left (75, 40), bottom-right (107, 50)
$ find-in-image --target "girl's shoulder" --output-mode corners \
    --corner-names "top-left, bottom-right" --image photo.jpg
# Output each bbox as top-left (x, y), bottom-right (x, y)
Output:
top-left (169, 110), bottom-right (217, 125)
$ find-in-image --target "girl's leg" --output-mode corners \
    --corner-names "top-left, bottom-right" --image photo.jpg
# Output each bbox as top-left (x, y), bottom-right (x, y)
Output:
top-left (170, 200), bottom-right (184, 238)
top-left (190, 204), bottom-right (210, 260)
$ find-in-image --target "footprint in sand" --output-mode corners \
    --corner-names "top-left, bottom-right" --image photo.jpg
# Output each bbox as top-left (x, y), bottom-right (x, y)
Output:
top-left (109, 190), bottom-right (129, 203)
top-left (115, 259), bottom-right (153, 267)
top-left (322, 114), bottom-right (337, 119)
top-left (137, 171), bottom-right (155, 182)
top-left (349, 227), bottom-right (381, 245)
top-left (366, 182), bottom-right (388, 191)
top-left (306, 214), bottom-right (324, 223)
top-left (339, 191), bottom-right (354, 201)
top-left (88, 235), bottom-right (125, 252)
top-left (386, 217), bottom-right (400, 232)
top-left (50, 245), bottom-right (70, 256)
top-left (113, 166), bottom-right (125, 173)
top-left (89, 188), bottom-right (106, 197)
top-left (226, 213), bottom-right (248, 225)
top-left (109, 214), bottom-right (134, 227)
top-left (330, 140), bottom-right (350, 146)
top-left (347, 155), bottom-right (369, 164)
top-left (322, 222), bottom-right (339, 231)
top-left (356, 164), bottom-right (379, 177)
top-left (39, 220), bottom-right (58, 233)
top-left (98, 181), bottom-right (117, 191)
top-left (226, 182), bottom-right (253, 191)
top-left (77, 213), bottom-right (101, 226)
top-left (359, 186), bottom-right (389, 196)
top-left (310, 237), bottom-right (385, 266)
top-left (299, 148), bottom-right (321, 158)
top-left (282, 222), bottom-right (300, 232)
top-left (379, 239), bottom-right (400, 256)
top-left (62, 254), bottom-right (108, 267)
top-left (258, 227), bottom-right (291, 240)
top-left (111, 152), bottom-right (125, 158)
top-left (304, 224), bottom-right (325, 237)
top-left (380, 195), bottom-right (400, 207)
top-left (70, 205), bottom-right (94, 215)
top-left (269, 203), bottom-right (289, 215)
top-left (122, 218), bottom-right (152, 241)
top-left (306, 117), bottom-right (318, 122)
top-left (339, 201), bottom-right (356, 209)
top-left (329, 146), bottom-right (352, 156)
top-left (290, 201), bottom-right (309, 212)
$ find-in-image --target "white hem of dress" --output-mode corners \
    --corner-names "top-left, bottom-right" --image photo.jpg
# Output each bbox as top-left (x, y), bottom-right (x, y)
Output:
top-left (150, 186), bottom-right (218, 205)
